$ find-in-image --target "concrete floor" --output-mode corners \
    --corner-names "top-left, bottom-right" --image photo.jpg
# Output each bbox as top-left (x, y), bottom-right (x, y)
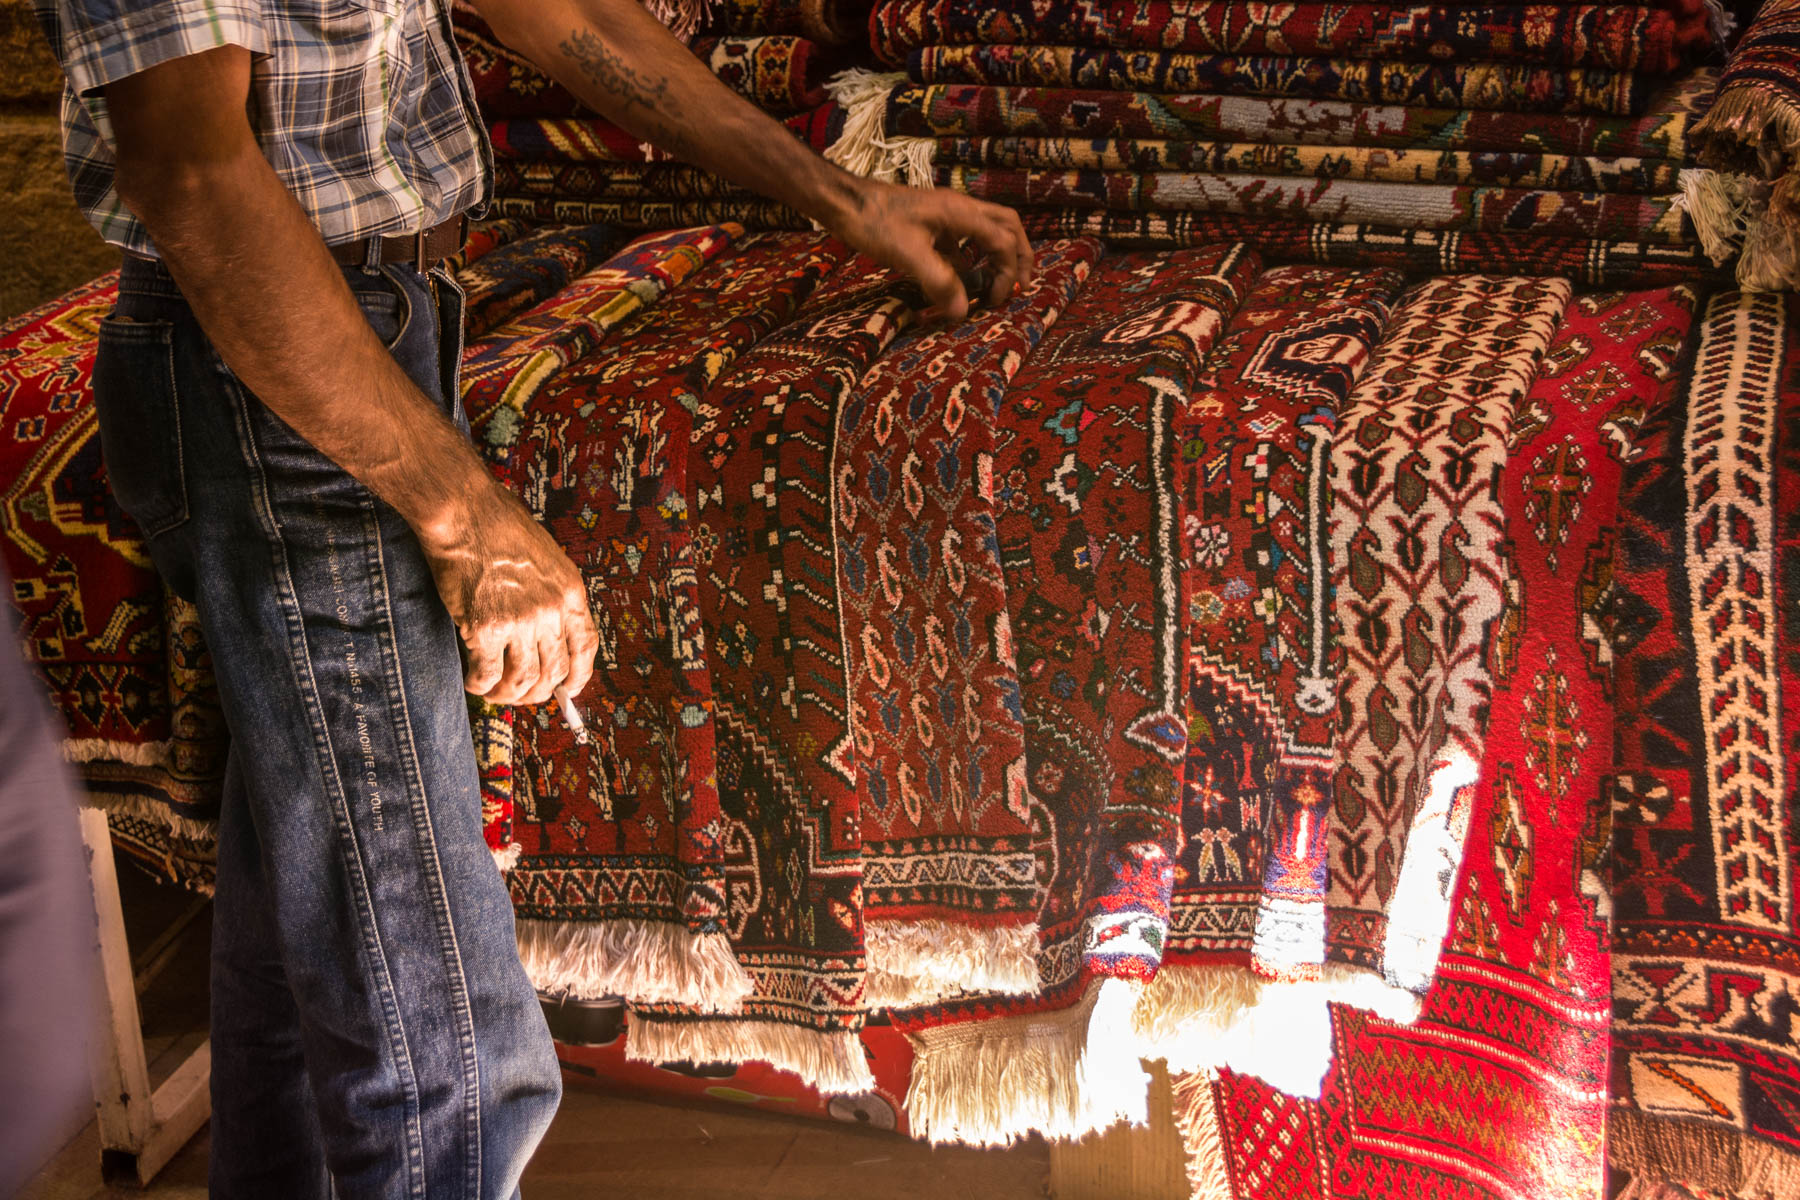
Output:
top-left (18, 855), bottom-right (1048, 1200)
top-left (22, 1083), bottom-right (1049, 1200)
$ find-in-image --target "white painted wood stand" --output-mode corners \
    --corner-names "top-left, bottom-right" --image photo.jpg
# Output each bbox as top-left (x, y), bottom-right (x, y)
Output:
top-left (80, 807), bottom-right (212, 1187)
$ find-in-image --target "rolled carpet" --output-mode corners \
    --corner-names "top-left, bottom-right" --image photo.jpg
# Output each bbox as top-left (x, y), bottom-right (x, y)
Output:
top-left (1016, 210), bottom-right (1721, 287)
top-left (454, 2), bottom-right (830, 117)
top-left (689, 35), bottom-right (831, 114)
top-left (937, 166), bottom-right (1691, 242)
top-left (870, 0), bottom-right (1710, 74)
top-left (490, 194), bottom-right (809, 230)
top-left (495, 160), bottom-right (760, 202)
top-left (706, 0), bottom-right (872, 46)
top-left (929, 137), bottom-right (1682, 193)
top-left (907, 45), bottom-right (1652, 115)
top-left (878, 70), bottom-right (1715, 155)
top-left (1688, 0), bottom-right (1800, 288)
top-left (489, 106), bottom-right (844, 164)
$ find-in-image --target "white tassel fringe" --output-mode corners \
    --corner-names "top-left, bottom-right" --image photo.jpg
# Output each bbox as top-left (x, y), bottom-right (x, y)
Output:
top-left (628, 1014), bottom-right (877, 1095)
top-left (517, 917), bottom-right (752, 1013)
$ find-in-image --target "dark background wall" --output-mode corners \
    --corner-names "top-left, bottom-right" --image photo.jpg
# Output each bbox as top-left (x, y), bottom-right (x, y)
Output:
top-left (1, 0), bottom-right (119, 320)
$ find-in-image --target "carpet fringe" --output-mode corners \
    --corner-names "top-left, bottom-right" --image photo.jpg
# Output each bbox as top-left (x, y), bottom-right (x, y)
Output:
top-left (1677, 168), bottom-right (1763, 265)
top-left (1699, 0), bottom-right (1737, 44)
top-left (1739, 196), bottom-right (1800, 290)
top-left (864, 918), bottom-right (1040, 1008)
top-left (64, 736), bottom-right (171, 767)
top-left (1317, 960), bottom-right (1424, 1024)
top-left (1694, 85), bottom-right (1800, 195)
top-left (627, 1014), bottom-right (877, 1095)
top-left (1133, 965), bottom-right (1336, 1099)
top-left (904, 976), bottom-right (1150, 1148)
top-left (1133, 961), bottom-right (1265, 1051)
top-left (640, 0), bottom-right (710, 42)
top-left (516, 917), bottom-right (752, 1012)
top-left (823, 70), bottom-right (934, 187)
top-left (77, 787), bottom-right (218, 842)
top-left (1610, 1108), bottom-right (1800, 1195)
top-left (1170, 1071), bottom-right (1233, 1200)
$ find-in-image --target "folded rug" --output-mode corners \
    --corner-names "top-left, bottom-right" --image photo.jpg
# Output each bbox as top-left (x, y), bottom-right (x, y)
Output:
top-left (835, 245), bottom-right (1097, 1010)
top-left (1176, 280), bottom-right (1699, 1200)
top-left (1131, 265), bottom-right (1404, 1102)
top-left (454, 2), bottom-right (828, 116)
top-left (490, 195), bottom-right (810, 231)
top-left (457, 223), bottom-right (629, 340)
top-left (690, 35), bottom-right (831, 114)
top-left (931, 138), bottom-right (1682, 193)
top-left (878, 71), bottom-right (1714, 155)
top-left (627, 240), bottom-right (1113, 1094)
top-left (1016, 209), bottom-right (1721, 287)
top-left (706, 0), bottom-right (872, 45)
top-left (452, 1), bottom-right (592, 119)
top-left (455, 226), bottom-right (745, 876)
top-left (938, 167), bottom-right (1691, 242)
top-left (495, 160), bottom-right (759, 203)
top-left (1688, 0), bottom-right (1800, 289)
top-left (1325, 274), bottom-right (1569, 1017)
top-left (500, 233), bottom-right (852, 1023)
top-left (907, 46), bottom-right (1651, 115)
top-left (871, 0), bottom-right (1709, 73)
top-left (1609, 289), bottom-right (1800, 1196)
top-left (895, 243), bottom-right (1261, 1146)
top-left (489, 106), bottom-right (841, 164)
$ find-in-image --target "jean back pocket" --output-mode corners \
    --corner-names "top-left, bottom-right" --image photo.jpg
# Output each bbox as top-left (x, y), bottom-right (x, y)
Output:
top-left (91, 317), bottom-right (189, 539)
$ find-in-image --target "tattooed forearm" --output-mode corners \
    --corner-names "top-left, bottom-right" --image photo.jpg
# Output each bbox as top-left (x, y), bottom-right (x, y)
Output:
top-left (556, 28), bottom-right (694, 157)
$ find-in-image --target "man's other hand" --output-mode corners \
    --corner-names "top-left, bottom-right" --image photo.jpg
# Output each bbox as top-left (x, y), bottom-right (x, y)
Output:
top-left (828, 181), bottom-right (1036, 322)
top-left (419, 489), bottom-right (599, 708)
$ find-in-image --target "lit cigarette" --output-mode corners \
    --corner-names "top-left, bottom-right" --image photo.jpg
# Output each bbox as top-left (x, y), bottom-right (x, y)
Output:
top-left (554, 684), bottom-right (590, 746)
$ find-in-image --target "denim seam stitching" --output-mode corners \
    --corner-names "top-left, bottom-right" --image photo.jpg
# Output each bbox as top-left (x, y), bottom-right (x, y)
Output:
top-left (226, 375), bottom-right (430, 1197)
top-left (156, 322), bottom-right (191, 534)
top-left (360, 500), bottom-right (487, 1198)
top-left (376, 263), bottom-right (417, 352)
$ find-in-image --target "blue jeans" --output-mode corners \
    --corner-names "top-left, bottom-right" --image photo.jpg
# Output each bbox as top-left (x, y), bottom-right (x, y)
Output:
top-left (92, 256), bottom-right (561, 1199)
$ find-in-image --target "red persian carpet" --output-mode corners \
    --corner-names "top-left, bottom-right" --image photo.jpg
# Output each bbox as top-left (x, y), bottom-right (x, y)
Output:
top-left (1608, 289), bottom-right (1800, 1197)
top-left (1176, 282), bottom-right (1699, 1200)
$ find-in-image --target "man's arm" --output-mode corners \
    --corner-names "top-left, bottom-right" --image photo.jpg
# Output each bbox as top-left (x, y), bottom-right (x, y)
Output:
top-left (473, 0), bottom-right (1035, 320)
top-left (103, 47), bottom-right (595, 709)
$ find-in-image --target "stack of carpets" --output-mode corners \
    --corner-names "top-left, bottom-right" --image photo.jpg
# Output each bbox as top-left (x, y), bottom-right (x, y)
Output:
top-left (452, 0), bottom-right (847, 231)
top-left (815, 0), bottom-right (1733, 285)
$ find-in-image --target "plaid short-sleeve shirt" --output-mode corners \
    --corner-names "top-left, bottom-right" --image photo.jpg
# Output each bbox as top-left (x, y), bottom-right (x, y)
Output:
top-left (33, 0), bottom-right (492, 257)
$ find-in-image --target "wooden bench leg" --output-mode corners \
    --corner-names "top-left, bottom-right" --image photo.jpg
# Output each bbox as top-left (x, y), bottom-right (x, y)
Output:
top-left (80, 807), bottom-right (212, 1187)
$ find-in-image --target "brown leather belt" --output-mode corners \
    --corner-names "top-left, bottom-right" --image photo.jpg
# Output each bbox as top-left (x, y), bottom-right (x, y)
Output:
top-left (326, 213), bottom-right (469, 271)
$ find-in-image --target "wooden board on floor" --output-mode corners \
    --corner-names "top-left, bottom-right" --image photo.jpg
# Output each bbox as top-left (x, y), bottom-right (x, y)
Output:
top-left (1047, 1064), bottom-right (1187, 1200)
